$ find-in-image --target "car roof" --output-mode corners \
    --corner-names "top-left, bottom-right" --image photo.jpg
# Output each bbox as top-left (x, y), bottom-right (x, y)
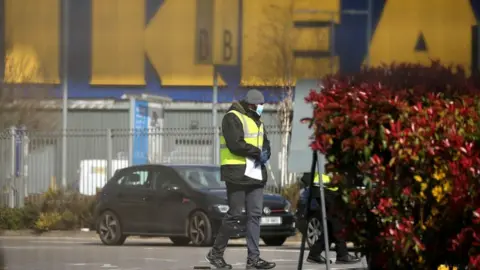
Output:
top-left (166, 164), bottom-right (219, 168)
top-left (119, 164), bottom-right (220, 171)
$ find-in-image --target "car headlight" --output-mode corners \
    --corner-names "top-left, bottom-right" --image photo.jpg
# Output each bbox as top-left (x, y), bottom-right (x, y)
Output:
top-left (284, 200), bottom-right (292, 213)
top-left (214, 204), bottom-right (229, 213)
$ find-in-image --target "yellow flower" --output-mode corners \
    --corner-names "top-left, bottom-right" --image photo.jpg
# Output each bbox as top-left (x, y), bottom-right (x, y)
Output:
top-left (437, 265), bottom-right (458, 270)
top-left (414, 175), bottom-right (423, 182)
top-left (443, 181), bottom-right (452, 193)
top-left (432, 186), bottom-right (444, 202)
top-left (431, 208), bottom-right (439, 216)
top-left (433, 170), bottom-right (446, 181)
top-left (421, 183), bottom-right (428, 191)
top-left (418, 256), bottom-right (424, 263)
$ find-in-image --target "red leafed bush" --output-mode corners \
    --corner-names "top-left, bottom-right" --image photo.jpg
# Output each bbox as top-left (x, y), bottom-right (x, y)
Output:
top-left (305, 62), bottom-right (480, 269)
top-left (333, 61), bottom-right (480, 100)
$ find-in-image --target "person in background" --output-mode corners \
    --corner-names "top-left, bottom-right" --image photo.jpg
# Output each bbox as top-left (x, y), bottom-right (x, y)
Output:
top-left (205, 89), bottom-right (276, 269)
top-left (301, 172), bottom-right (361, 264)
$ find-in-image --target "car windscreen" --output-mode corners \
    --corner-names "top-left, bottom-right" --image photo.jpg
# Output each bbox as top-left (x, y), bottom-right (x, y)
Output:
top-left (174, 167), bottom-right (225, 189)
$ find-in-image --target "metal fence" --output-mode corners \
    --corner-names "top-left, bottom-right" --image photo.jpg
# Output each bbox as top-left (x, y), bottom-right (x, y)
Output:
top-left (0, 126), bottom-right (294, 207)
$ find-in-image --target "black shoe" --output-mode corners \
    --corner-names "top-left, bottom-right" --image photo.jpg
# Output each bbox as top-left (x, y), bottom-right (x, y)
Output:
top-left (246, 257), bottom-right (276, 269)
top-left (306, 254), bottom-right (328, 264)
top-left (205, 251), bottom-right (233, 269)
top-left (336, 254), bottom-right (361, 264)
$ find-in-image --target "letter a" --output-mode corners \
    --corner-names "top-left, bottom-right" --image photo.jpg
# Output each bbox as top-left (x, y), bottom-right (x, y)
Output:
top-left (367, 0), bottom-right (476, 69)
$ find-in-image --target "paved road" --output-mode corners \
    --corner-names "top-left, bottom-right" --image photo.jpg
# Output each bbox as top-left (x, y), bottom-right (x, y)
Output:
top-left (0, 236), bottom-right (367, 270)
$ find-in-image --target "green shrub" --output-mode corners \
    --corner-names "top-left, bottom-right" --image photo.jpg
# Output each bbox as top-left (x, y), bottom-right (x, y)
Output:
top-left (36, 188), bottom-right (96, 230)
top-left (22, 202), bottom-right (41, 229)
top-left (0, 188), bottom-right (97, 231)
top-left (0, 208), bottom-right (25, 230)
top-left (34, 212), bottom-right (62, 232)
top-left (0, 203), bottom-right (41, 230)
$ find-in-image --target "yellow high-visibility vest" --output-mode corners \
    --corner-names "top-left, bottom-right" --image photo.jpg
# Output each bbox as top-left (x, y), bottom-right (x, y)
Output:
top-left (220, 110), bottom-right (264, 165)
top-left (313, 173), bottom-right (338, 191)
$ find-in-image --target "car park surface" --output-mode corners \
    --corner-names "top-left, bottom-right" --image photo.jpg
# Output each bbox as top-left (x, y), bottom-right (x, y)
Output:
top-left (0, 235), bottom-right (367, 270)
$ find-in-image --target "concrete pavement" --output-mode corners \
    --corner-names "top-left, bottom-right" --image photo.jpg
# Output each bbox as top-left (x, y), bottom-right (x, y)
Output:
top-left (0, 235), bottom-right (367, 270)
top-left (0, 231), bottom-right (355, 248)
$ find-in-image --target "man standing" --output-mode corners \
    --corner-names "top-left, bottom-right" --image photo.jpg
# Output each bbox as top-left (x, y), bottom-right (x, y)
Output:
top-left (206, 89), bottom-right (276, 269)
top-left (302, 173), bottom-right (361, 264)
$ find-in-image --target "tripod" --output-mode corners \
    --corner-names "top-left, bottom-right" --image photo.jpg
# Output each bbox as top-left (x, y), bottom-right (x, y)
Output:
top-left (297, 150), bottom-right (331, 270)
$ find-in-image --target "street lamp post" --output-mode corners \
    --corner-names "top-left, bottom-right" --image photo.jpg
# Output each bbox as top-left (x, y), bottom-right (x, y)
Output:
top-left (61, 0), bottom-right (70, 189)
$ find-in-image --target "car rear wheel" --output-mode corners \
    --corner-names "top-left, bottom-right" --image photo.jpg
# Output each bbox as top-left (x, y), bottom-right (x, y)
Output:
top-left (306, 217), bottom-right (322, 248)
top-left (97, 211), bottom-right (127, 246)
top-left (188, 211), bottom-right (213, 246)
top-left (262, 236), bottom-right (287, 246)
top-left (169, 236), bottom-right (191, 246)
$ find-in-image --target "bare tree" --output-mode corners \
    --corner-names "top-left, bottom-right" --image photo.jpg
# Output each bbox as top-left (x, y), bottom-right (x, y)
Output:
top-left (263, 4), bottom-right (294, 187)
top-left (0, 45), bottom-right (59, 207)
top-left (248, 2), bottom-right (327, 186)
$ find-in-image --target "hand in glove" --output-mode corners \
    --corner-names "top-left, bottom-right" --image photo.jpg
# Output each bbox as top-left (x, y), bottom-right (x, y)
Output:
top-left (254, 149), bottom-right (270, 168)
top-left (260, 150), bottom-right (270, 164)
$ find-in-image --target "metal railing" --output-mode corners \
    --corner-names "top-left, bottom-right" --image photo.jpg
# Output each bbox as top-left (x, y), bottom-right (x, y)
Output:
top-left (0, 126), bottom-right (295, 207)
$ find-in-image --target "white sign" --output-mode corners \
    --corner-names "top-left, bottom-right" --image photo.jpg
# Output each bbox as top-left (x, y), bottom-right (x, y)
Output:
top-left (79, 159), bottom-right (129, 195)
top-left (260, 217), bottom-right (282, 226)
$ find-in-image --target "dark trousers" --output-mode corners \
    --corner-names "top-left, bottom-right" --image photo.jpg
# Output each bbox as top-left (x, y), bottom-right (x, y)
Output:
top-left (309, 189), bottom-right (349, 258)
top-left (211, 182), bottom-right (264, 260)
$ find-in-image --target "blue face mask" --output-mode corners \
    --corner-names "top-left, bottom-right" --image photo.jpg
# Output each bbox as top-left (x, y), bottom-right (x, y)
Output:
top-left (256, 104), bottom-right (264, 116)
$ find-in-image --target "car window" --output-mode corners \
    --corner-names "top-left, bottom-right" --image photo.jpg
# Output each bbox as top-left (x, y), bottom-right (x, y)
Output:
top-left (117, 169), bottom-right (152, 189)
top-left (152, 166), bottom-right (183, 190)
top-left (174, 167), bottom-right (225, 189)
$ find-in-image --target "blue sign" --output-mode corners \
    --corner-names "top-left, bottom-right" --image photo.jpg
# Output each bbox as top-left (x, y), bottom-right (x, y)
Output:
top-left (132, 100), bottom-right (149, 165)
top-left (14, 130), bottom-right (21, 177)
top-left (13, 127), bottom-right (26, 177)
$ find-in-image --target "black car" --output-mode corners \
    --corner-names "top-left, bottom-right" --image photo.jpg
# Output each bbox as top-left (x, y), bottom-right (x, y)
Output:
top-left (295, 186), bottom-right (366, 248)
top-left (294, 187), bottom-right (324, 248)
top-left (94, 164), bottom-right (296, 246)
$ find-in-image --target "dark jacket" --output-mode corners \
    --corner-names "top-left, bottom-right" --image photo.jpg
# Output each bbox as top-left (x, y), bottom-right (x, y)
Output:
top-left (220, 101), bottom-right (271, 186)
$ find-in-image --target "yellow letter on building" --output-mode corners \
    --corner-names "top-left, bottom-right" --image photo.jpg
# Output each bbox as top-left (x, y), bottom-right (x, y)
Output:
top-left (91, 0), bottom-right (146, 85)
top-left (241, 0), bottom-right (340, 86)
top-left (368, 0), bottom-right (476, 69)
top-left (4, 0), bottom-right (59, 83)
top-left (145, 0), bottom-right (226, 86)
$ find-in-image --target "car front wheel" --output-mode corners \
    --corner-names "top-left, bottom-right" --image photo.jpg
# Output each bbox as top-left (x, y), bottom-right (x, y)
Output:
top-left (262, 236), bottom-right (287, 246)
top-left (188, 211), bottom-right (213, 246)
top-left (97, 210), bottom-right (127, 246)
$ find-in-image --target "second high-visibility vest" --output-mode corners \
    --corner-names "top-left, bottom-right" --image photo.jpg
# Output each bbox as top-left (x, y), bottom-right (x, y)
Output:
top-left (219, 110), bottom-right (264, 165)
top-left (313, 173), bottom-right (338, 191)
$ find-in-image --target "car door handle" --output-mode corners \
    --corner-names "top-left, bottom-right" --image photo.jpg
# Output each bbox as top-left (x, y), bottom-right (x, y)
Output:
top-left (142, 196), bottom-right (151, 201)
